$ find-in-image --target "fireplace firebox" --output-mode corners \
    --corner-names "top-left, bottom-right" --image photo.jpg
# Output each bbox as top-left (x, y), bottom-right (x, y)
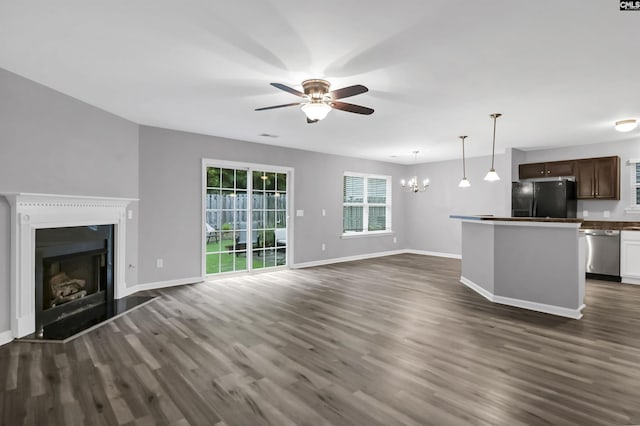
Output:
top-left (35, 225), bottom-right (114, 335)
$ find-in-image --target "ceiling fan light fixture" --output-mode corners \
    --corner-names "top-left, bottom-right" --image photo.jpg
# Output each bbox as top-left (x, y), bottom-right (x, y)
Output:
top-left (257, 80), bottom-right (373, 122)
top-left (615, 119), bottom-right (637, 132)
top-left (301, 102), bottom-right (331, 121)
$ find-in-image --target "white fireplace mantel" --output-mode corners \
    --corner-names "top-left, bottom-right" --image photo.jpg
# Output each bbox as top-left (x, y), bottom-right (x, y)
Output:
top-left (3, 193), bottom-right (137, 338)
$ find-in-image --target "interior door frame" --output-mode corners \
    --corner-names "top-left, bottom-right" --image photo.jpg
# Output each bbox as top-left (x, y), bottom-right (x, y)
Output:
top-left (201, 158), bottom-right (294, 278)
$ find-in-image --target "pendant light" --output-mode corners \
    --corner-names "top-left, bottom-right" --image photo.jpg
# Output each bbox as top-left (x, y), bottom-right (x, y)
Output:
top-left (458, 136), bottom-right (470, 188)
top-left (484, 113), bottom-right (502, 182)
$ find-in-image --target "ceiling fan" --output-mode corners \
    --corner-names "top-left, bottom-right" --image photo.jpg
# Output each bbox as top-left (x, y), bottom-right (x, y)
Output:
top-left (255, 79), bottom-right (374, 123)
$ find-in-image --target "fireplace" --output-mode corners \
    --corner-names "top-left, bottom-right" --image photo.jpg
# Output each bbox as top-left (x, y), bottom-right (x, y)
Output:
top-left (35, 225), bottom-right (114, 334)
top-left (4, 193), bottom-right (136, 339)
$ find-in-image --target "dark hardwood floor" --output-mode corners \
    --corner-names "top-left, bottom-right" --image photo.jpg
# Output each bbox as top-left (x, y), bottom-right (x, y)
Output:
top-left (2, 254), bottom-right (640, 425)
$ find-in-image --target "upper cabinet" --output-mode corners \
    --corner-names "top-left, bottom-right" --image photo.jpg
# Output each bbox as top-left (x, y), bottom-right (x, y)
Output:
top-left (575, 156), bottom-right (620, 200)
top-left (518, 160), bottom-right (575, 179)
top-left (546, 160), bottom-right (575, 177)
top-left (519, 156), bottom-right (620, 200)
top-left (519, 163), bottom-right (546, 179)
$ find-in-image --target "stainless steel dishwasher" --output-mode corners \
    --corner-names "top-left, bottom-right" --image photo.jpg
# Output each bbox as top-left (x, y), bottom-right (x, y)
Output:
top-left (583, 229), bottom-right (620, 279)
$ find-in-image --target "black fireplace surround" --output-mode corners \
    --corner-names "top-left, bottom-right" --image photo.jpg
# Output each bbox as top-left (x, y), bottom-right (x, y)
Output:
top-left (35, 225), bottom-right (114, 336)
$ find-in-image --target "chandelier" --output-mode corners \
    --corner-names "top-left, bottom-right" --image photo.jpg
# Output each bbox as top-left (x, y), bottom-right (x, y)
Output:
top-left (401, 151), bottom-right (429, 193)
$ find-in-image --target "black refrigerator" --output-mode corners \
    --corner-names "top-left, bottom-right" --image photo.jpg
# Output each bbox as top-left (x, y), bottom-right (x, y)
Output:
top-left (512, 180), bottom-right (577, 218)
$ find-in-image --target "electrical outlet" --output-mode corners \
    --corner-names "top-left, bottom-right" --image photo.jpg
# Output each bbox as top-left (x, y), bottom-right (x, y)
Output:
top-left (604, 210), bottom-right (610, 218)
top-left (393, 237), bottom-right (397, 244)
top-left (322, 209), bottom-right (326, 217)
top-left (321, 243), bottom-right (326, 251)
top-left (156, 258), bottom-right (163, 268)
top-left (583, 210), bottom-right (589, 217)
top-left (127, 210), bottom-right (133, 220)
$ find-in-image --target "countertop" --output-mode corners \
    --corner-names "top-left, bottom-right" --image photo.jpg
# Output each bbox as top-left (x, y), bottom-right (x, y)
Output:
top-left (581, 220), bottom-right (640, 231)
top-left (450, 215), bottom-right (582, 223)
top-left (450, 215), bottom-right (640, 230)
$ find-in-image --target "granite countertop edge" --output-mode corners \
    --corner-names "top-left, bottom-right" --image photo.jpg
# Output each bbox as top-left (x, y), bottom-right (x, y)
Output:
top-left (450, 215), bottom-right (640, 230)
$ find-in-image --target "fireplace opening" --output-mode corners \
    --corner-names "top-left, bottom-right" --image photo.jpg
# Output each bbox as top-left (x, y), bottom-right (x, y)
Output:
top-left (35, 225), bottom-right (114, 335)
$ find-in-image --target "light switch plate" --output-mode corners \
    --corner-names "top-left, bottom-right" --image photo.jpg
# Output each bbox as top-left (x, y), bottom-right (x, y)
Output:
top-left (296, 210), bottom-right (304, 217)
top-left (604, 210), bottom-right (610, 218)
top-left (583, 210), bottom-right (589, 217)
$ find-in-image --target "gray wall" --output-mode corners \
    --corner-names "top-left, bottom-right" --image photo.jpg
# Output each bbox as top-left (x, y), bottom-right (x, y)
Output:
top-left (0, 68), bottom-right (139, 333)
top-left (405, 154), bottom-right (508, 255)
top-left (494, 225), bottom-right (582, 309)
top-left (519, 139), bottom-right (640, 219)
top-left (138, 126), bottom-right (407, 284)
top-left (461, 221), bottom-right (494, 294)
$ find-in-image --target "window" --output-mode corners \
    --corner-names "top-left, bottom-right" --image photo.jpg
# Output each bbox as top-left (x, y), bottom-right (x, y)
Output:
top-left (633, 161), bottom-right (640, 208)
top-left (635, 162), bottom-right (640, 205)
top-left (343, 173), bottom-right (391, 235)
top-left (626, 160), bottom-right (640, 213)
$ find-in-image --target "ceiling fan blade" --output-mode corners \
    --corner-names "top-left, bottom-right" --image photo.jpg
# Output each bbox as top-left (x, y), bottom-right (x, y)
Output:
top-left (255, 102), bottom-right (301, 111)
top-left (270, 83), bottom-right (305, 97)
top-left (331, 101), bottom-right (374, 115)
top-left (306, 118), bottom-right (319, 124)
top-left (328, 84), bottom-right (368, 100)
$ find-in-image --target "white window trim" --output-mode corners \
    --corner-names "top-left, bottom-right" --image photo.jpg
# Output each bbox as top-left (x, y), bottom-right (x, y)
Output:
top-left (342, 171), bottom-right (392, 236)
top-left (625, 159), bottom-right (640, 214)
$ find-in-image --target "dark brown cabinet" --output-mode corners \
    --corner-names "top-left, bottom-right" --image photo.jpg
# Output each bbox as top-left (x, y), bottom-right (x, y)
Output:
top-left (518, 160), bottom-right (575, 179)
top-left (546, 160), bottom-right (575, 177)
top-left (519, 163), bottom-right (546, 179)
top-left (575, 156), bottom-right (620, 199)
top-left (518, 156), bottom-right (619, 200)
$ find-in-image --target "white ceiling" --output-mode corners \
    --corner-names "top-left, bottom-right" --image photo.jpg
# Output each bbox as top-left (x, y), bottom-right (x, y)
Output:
top-left (1, 1), bottom-right (639, 164)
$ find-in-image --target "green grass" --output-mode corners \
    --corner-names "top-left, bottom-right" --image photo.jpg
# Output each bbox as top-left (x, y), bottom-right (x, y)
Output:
top-left (206, 239), bottom-right (266, 274)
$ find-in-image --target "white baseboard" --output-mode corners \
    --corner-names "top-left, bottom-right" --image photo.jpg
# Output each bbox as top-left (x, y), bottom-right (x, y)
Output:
top-left (122, 250), bottom-right (460, 294)
top-left (293, 250), bottom-right (406, 269)
top-left (406, 249), bottom-right (462, 259)
top-left (460, 276), bottom-right (584, 319)
top-left (122, 276), bottom-right (204, 297)
top-left (460, 276), bottom-right (493, 301)
top-left (0, 330), bottom-right (13, 347)
top-left (621, 276), bottom-right (640, 285)
top-left (493, 296), bottom-right (585, 320)
top-left (293, 249), bottom-right (462, 269)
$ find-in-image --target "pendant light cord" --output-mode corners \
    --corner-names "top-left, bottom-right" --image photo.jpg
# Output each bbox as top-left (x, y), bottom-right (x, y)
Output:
top-left (490, 113), bottom-right (501, 169)
top-left (461, 136), bottom-right (467, 177)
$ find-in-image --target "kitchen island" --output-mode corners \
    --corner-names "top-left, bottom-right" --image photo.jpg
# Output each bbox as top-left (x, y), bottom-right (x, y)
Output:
top-left (450, 215), bottom-right (586, 319)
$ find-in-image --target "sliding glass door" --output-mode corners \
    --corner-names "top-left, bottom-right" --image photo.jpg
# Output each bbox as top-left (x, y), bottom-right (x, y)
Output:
top-left (252, 170), bottom-right (288, 270)
top-left (204, 163), bottom-right (289, 275)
